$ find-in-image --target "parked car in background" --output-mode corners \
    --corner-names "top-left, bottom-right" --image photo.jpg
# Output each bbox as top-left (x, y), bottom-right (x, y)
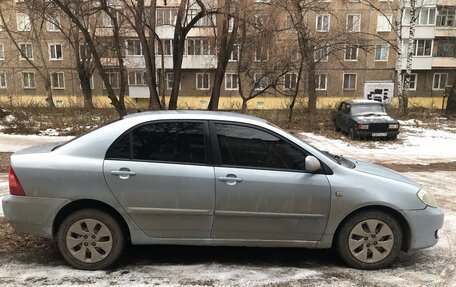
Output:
top-left (3, 111), bottom-right (442, 270)
top-left (332, 100), bottom-right (400, 140)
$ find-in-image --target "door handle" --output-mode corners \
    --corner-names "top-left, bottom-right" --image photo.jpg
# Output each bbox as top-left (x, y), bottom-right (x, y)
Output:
top-left (218, 175), bottom-right (243, 185)
top-left (111, 169), bottom-right (136, 179)
top-left (218, 176), bottom-right (243, 182)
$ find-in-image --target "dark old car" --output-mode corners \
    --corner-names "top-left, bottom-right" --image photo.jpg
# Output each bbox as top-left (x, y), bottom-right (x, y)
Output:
top-left (332, 100), bottom-right (400, 140)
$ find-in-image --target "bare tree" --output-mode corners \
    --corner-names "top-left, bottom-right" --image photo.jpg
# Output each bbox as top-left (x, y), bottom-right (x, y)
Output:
top-left (121, 0), bottom-right (163, 110)
top-left (0, 0), bottom-right (56, 108)
top-left (52, 0), bottom-right (128, 116)
top-left (207, 0), bottom-right (238, 111)
top-left (168, 0), bottom-right (219, 110)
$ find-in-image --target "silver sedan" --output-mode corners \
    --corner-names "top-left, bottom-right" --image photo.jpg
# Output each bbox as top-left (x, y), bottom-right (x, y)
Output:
top-left (2, 111), bottom-right (443, 270)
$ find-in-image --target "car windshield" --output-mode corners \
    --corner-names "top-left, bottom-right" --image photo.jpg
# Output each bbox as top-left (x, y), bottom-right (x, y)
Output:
top-left (351, 104), bottom-right (386, 116)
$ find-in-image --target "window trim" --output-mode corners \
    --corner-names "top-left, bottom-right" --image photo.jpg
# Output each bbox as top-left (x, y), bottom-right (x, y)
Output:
top-left (374, 44), bottom-right (389, 61)
top-left (343, 73), bottom-right (357, 91)
top-left (346, 14), bottom-right (361, 32)
top-left (209, 120), bottom-right (329, 174)
top-left (49, 43), bottom-right (63, 61)
top-left (105, 120), bottom-right (213, 166)
top-left (432, 73), bottom-right (448, 90)
top-left (0, 71), bottom-right (6, 88)
top-left (196, 72), bottom-right (210, 90)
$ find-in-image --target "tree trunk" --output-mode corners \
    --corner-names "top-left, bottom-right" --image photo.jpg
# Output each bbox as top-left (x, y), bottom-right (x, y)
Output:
top-left (44, 80), bottom-right (56, 108)
top-left (80, 76), bottom-right (94, 110)
top-left (241, 98), bottom-right (248, 112)
top-left (446, 77), bottom-right (456, 114)
top-left (307, 60), bottom-right (317, 113)
top-left (401, 0), bottom-right (417, 116)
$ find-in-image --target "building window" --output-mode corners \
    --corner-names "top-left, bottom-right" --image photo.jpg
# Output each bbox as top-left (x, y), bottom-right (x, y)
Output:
top-left (229, 44), bottom-right (239, 61)
top-left (156, 8), bottom-right (178, 26)
top-left (403, 73), bottom-right (417, 90)
top-left (22, 72), bottom-right (35, 89)
top-left (254, 45), bottom-right (269, 62)
top-left (314, 46), bottom-right (328, 62)
top-left (128, 71), bottom-right (147, 86)
top-left (49, 44), bottom-right (63, 60)
top-left (102, 11), bottom-right (118, 27)
top-left (51, 72), bottom-right (65, 89)
top-left (79, 45), bottom-right (91, 61)
top-left (417, 7), bottom-right (436, 25)
top-left (187, 10), bottom-right (216, 27)
top-left (0, 43), bottom-right (4, 60)
top-left (47, 15), bottom-right (60, 32)
top-left (347, 14), bottom-right (361, 32)
top-left (437, 7), bottom-right (456, 27)
top-left (126, 39), bottom-right (143, 56)
top-left (187, 38), bottom-right (214, 55)
top-left (254, 74), bottom-right (269, 91)
top-left (225, 73), bottom-right (238, 90)
top-left (375, 44), bottom-right (389, 61)
top-left (433, 73), bottom-right (448, 90)
top-left (19, 43), bottom-right (33, 60)
top-left (344, 45), bottom-right (358, 61)
top-left (196, 73), bottom-right (210, 90)
top-left (343, 73), bottom-right (357, 90)
top-left (284, 73), bottom-right (297, 90)
top-left (413, 39), bottom-right (433, 56)
top-left (157, 39), bottom-right (173, 56)
top-left (377, 14), bottom-right (392, 32)
top-left (166, 72), bottom-right (181, 90)
top-left (0, 72), bottom-right (6, 88)
top-left (17, 13), bottom-right (31, 31)
top-left (103, 72), bottom-right (120, 89)
top-left (315, 74), bottom-right (327, 90)
top-left (228, 17), bottom-right (234, 32)
top-left (316, 15), bottom-right (330, 32)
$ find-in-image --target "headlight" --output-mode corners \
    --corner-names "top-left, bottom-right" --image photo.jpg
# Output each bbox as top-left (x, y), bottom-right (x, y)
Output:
top-left (357, 124), bottom-right (369, 130)
top-left (389, 124), bottom-right (399, 129)
top-left (417, 188), bottom-right (438, 208)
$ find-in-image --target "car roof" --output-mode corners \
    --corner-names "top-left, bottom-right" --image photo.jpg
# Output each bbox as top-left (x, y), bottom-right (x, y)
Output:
top-left (344, 99), bottom-right (383, 105)
top-left (123, 110), bottom-right (267, 123)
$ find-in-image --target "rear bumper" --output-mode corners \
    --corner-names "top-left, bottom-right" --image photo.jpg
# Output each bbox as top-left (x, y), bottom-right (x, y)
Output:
top-left (403, 207), bottom-right (444, 250)
top-left (2, 195), bottom-right (70, 239)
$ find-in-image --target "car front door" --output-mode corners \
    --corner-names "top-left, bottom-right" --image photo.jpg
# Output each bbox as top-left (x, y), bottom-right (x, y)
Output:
top-left (103, 121), bottom-right (215, 238)
top-left (210, 122), bottom-right (331, 242)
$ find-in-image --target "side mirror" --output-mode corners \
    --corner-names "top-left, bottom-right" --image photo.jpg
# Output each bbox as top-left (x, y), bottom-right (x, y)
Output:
top-left (305, 156), bottom-right (322, 173)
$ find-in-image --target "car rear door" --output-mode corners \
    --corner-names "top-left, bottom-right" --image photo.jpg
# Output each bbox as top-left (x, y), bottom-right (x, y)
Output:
top-left (103, 120), bottom-right (215, 239)
top-left (209, 122), bottom-right (331, 242)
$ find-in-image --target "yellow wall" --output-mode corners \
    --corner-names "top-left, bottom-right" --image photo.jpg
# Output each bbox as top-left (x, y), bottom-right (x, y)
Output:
top-left (0, 95), bottom-right (447, 110)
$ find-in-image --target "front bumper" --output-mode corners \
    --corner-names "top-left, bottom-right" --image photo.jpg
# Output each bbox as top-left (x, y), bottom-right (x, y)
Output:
top-left (403, 207), bottom-right (444, 250)
top-left (2, 195), bottom-right (70, 239)
top-left (356, 130), bottom-right (399, 138)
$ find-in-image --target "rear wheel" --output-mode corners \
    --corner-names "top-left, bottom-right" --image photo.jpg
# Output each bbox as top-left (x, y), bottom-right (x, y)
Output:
top-left (336, 210), bottom-right (403, 270)
top-left (334, 122), bottom-right (341, 132)
top-left (57, 209), bottom-right (125, 270)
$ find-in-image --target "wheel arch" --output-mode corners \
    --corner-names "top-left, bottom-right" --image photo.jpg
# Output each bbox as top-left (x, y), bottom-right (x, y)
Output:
top-left (332, 205), bottom-right (412, 251)
top-left (52, 199), bottom-right (131, 242)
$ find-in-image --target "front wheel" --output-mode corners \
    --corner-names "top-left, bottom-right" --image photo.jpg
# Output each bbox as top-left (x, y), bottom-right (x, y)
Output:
top-left (336, 211), bottom-right (403, 270)
top-left (348, 127), bottom-right (358, 140)
top-left (57, 209), bottom-right (125, 270)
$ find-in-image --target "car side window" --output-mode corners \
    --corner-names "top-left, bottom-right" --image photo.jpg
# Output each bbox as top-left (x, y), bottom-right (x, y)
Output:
top-left (339, 103), bottom-right (345, 112)
top-left (106, 132), bottom-right (131, 159)
top-left (214, 123), bottom-right (309, 171)
top-left (106, 121), bottom-right (207, 165)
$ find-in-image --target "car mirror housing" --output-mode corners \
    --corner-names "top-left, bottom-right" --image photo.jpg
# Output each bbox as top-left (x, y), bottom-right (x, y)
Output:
top-left (305, 156), bottom-right (322, 173)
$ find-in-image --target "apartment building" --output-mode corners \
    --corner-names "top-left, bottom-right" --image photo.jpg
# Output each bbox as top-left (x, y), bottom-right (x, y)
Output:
top-left (0, 0), bottom-right (454, 108)
top-left (401, 0), bottom-right (455, 97)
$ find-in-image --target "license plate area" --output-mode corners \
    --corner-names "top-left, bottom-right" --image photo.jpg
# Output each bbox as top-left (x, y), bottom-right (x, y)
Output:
top-left (372, 133), bottom-right (387, 137)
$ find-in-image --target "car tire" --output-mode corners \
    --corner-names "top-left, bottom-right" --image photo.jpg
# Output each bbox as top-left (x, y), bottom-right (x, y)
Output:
top-left (390, 135), bottom-right (398, 141)
top-left (334, 122), bottom-right (341, 132)
top-left (57, 209), bottom-right (125, 270)
top-left (336, 210), bottom-right (403, 270)
top-left (348, 128), bottom-right (358, 140)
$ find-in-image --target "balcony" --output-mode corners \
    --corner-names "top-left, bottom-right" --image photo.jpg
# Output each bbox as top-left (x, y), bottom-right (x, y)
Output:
top-left (401, 57), bottom-right (433, 70)
top-left (432, 56), bottom-right (456, 67)
top-left (124, 55), bottom-right (217, 70)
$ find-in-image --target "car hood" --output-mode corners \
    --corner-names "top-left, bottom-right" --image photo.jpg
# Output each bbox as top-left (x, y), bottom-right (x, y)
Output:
top-left (352, 159), bottom-right (420, 187)
top-left (352, 114), bottom-right (397, 124)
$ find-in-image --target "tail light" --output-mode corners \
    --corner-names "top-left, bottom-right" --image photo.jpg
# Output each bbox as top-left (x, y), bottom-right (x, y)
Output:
top-left (8, 166), bottom-right (26, 196)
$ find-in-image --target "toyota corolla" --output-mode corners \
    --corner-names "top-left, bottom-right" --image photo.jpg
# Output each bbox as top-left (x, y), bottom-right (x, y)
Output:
top-left (2, 111), bottom-right (443, 270)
